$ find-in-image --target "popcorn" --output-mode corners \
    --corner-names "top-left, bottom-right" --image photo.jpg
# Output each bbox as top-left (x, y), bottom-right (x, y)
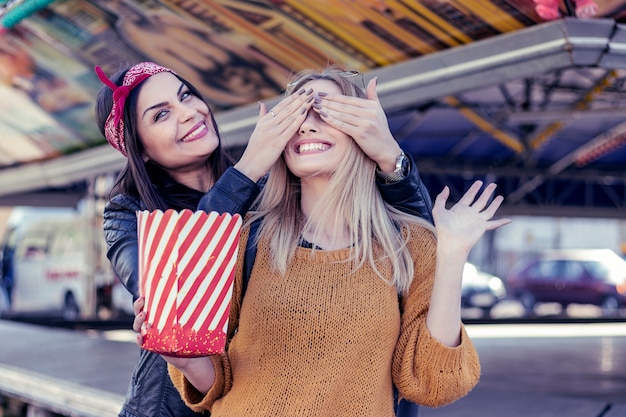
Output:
top-left (137, 209), bottom-right (242, 357)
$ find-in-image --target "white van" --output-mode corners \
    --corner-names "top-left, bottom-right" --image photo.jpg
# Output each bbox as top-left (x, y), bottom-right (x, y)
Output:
top-left (0, 207), bottom-right (122, 321)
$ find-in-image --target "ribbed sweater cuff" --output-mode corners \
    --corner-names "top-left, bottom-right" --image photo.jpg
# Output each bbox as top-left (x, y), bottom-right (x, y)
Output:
top-left (167, 355), bottom-right (225, 413)
top-left (415, 325), bottom-right (481, 406)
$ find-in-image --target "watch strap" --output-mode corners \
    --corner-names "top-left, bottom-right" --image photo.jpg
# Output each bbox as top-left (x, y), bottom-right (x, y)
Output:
top-left (375, 152), bottom-right (409, 183)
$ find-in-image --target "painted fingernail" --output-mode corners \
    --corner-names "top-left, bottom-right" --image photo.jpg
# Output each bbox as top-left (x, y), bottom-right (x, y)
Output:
top-left (307, 95), bottom-right (315, 103)
top-left (306, 88), bottom-right (314, 94)
top-left (318, 92), bottom-right (328, 97)
top-left (298, 88), bottom-right (305, 95)
top-left (312, 103), bottom-right (322, 110)
top-left (301, 107), bottom-right (307, 114)
top-left (320, 111), bottom-right (328, 117)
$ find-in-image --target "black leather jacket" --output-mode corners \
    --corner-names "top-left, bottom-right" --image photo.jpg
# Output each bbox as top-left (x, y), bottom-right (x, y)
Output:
top-left (104, 160), bottom-right (433, 417)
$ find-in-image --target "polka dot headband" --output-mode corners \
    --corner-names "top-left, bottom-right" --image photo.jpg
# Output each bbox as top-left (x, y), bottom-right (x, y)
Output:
top-left (94, 62), bottom-right (176, 157)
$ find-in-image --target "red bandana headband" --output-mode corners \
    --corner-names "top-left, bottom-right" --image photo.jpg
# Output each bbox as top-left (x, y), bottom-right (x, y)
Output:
top-left (94, 62), bottom-right (176, 157)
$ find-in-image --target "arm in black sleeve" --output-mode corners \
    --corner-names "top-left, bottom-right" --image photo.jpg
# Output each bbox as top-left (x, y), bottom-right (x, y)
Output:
top-left (104, 167), bottom-right (261, 300)
top-left (377, 153), bottom-right (434, 224)
top-left (197, 167), bottom-right (261, 214)
top-left (103, 195), bottom-right (142, 299)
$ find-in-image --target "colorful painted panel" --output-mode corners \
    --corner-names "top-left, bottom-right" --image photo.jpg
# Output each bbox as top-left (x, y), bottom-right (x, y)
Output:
top-left (1, 0), bottom-right (625, 168)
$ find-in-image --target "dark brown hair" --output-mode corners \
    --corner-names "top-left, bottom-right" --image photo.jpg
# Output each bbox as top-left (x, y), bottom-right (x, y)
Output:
top-left (95, 67), bottom-right (232, 210)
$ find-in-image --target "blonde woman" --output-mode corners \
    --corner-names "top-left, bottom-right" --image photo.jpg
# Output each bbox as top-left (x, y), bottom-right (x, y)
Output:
top-left (138, 66), bottom-right (510, 417)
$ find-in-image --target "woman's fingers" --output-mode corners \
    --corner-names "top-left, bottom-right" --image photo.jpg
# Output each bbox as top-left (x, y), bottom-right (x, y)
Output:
top-left (434, 185), bottom-right (450, 211)
top-left (267, 88), bottom-right (314, 132)
top-left (483, 195), bottom-right (511, 230)
top-left (236, 89), bottom-right (314, 181)
top-left (312, 88), bottom-right (399, 165)
top-left (469, 182), bottom-right (499, 214)
top-left (313, 94), bottom-right (373, 129)
top-left (132, 309), bottom-right (145, 333)
top-left (456, 180), bottom-right (484, 207)
top-left (486, 216), bottom-right (512, 231)
top-left (435, 182), bottom-right (508, 222)
top-left (132, 296), bottom-right (144, 316)
top-left (132, 308), bottom-right (146, 349)
top-left (365, 77), bottom-right (379, 102)
top-left (132, 296), bottom-right (147, 340)
top-left (443, 181), bottom-right (506, 220)
top-left (258, 100), bottom-right (268, 117)
top-left (262, 88), bottom-right (314, 138)
top-left (482, 194), bottom-right (505, 218)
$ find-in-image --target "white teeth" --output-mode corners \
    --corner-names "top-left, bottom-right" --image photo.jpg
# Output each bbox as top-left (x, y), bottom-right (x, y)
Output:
top-left (298, 143), bottom-right (329, 153)
top-left (183, 124), bottom-right (205, 141)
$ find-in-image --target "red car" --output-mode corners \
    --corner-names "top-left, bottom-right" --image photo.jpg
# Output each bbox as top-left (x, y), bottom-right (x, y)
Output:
top-left (508, 249), bottom-right (626, 317)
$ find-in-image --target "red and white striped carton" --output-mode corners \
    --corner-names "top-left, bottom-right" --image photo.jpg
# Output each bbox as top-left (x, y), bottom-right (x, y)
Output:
top-left (137, 209), bottom-right (242, 357)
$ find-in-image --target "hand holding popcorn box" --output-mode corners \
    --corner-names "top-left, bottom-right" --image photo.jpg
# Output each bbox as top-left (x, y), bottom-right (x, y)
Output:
top-left (137, 209), bottom-right (242, 357)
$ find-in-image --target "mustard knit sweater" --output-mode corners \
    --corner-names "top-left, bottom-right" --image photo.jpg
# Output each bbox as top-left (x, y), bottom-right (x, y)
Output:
top-left (169, 223), bottom-right (480, 416)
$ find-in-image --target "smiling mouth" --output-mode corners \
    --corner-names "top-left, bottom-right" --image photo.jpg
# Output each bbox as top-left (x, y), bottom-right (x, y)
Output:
top-left (297, 143), bottom-right (330, 153)
top-left (181, 123), bottom-right (207, 142)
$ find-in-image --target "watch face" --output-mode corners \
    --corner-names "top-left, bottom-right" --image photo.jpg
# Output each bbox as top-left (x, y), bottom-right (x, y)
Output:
top-left (375, 153), bottom-right (409, 183)
top-left (399, 154), bottom-right (409, 175)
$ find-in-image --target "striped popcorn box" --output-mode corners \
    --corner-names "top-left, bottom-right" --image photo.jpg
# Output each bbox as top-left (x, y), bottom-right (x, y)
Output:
top-left (137, 209), bottom-right (242, 357)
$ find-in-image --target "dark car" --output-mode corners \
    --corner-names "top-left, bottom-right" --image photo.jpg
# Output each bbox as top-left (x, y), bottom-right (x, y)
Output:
top-left (507, 249), bottom-right (626, 317)
top-left (461, 262), bottom-right (506, 317)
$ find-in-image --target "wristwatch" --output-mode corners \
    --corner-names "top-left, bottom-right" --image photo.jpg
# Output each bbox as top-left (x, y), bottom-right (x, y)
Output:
top-left (375, 151), bottom-right (410, 183)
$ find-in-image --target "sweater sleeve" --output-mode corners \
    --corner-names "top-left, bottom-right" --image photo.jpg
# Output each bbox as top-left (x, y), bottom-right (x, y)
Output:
top-left (168, 355), bottom-right (226, 413)
top-left (392, 227), bottom-right (480, 408)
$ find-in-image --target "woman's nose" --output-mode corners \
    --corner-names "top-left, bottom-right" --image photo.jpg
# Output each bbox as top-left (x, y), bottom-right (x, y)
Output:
top-left (177, 102), bottom-right (197, 122)
top-left (299, 110), bottom-right (320, 134)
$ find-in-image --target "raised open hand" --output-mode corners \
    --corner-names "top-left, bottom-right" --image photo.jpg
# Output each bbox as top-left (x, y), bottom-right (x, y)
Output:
top-left (433, 181), bottom-right (511, 255)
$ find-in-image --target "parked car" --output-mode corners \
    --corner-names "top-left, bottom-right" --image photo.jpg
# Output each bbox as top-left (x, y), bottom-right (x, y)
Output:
top-left (461, 262), bottom-right (506, 317)
top-left (507, 249), bottom-right (626, 317)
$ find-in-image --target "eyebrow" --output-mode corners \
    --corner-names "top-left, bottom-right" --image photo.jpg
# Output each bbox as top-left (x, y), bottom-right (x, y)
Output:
top-left (142, 82), bottom-right (186, 119)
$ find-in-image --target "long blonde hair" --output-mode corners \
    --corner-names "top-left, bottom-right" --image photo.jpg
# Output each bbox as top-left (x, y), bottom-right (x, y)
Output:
top-left (248, 66), bottom-right (435, 294)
